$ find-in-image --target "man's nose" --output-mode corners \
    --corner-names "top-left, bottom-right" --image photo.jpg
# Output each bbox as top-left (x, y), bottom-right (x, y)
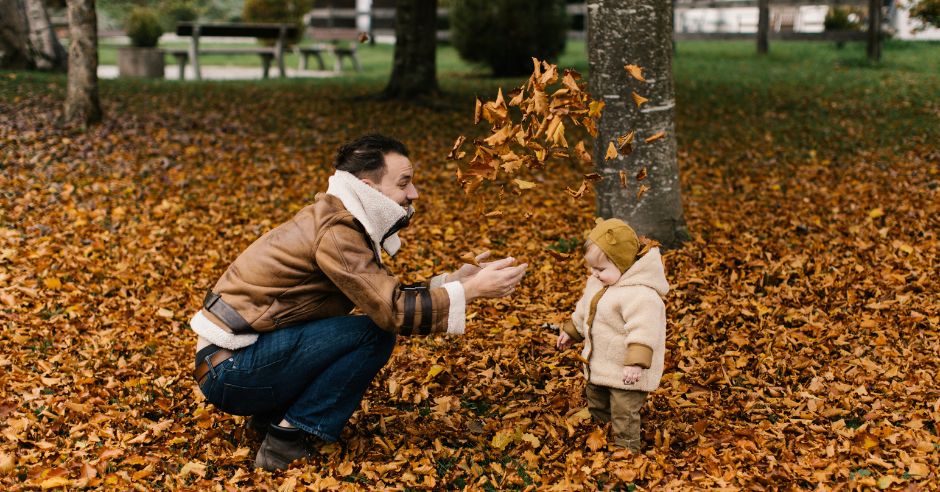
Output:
top-left (407, 184), bottom-right (419, 201)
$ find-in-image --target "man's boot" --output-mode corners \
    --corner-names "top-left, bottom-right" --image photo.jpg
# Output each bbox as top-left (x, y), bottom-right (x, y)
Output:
top-left (253, 424), bottom-right (315, 471)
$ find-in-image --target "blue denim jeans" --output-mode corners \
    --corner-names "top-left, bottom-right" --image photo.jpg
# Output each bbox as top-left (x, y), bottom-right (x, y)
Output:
top-left (197, 315), bottom-right (396, 441)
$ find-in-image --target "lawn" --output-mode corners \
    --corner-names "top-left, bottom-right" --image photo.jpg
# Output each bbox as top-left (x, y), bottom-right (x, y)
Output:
top-left (1, 40), bottom-right (938, 489)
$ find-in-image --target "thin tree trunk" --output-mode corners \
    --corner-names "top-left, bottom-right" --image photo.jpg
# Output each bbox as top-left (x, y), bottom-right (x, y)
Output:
top-left (382, 0), bottom-right (438, 99)
top-left (64, 0), bottom-right (101, 125)
top-left (867, 0), bottom-right (882, 61)
top-left (587, 0), bottom-right (688, 249)
top-left (757, 0), bottom-right (769, 55)
top-left (0, 0), bottom-right (67, 70)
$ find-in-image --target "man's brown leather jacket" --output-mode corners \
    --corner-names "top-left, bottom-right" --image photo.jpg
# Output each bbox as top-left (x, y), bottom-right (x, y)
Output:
top-left (200, 193), bottom-right (452, 335)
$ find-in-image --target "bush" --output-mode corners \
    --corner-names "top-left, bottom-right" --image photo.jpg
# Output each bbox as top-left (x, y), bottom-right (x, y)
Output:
top-left (242, 0), bottom-right (314, 44)
top-left (451, 0), bottom-right (567, 77)
top-left (126, 7), bottom-right (165, 48)
top-left (824, 6), bottom-right (862, 31)
top-left (911, 0), bottom-right (940, 30)
top-left (159, 0), bottom-right (198, 32)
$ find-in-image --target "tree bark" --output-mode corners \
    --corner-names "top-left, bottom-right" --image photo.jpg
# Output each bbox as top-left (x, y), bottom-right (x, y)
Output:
top-left (0, 0), bottom-right (67, 70)
top-left (757, 0), bottom-right (769, 55)
top-left (587, 0), bottom-right (688, 249)
top-left (64, 0), bottom-right (102, 125)
top-left (382, 0), bottom-right (438, 99)
top-left (867, 0), bottom-right (882, 61)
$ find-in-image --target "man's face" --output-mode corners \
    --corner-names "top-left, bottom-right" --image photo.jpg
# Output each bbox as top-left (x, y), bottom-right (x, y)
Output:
top-left (362, 152), bottom-right (419, 210)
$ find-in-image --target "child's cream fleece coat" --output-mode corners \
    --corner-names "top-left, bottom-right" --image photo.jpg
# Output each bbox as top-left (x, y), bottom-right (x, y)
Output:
top-left (566, 248), bottom-right (669, 392)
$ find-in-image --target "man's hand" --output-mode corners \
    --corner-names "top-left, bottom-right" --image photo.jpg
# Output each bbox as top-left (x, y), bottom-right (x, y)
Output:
top-left (446, 251), bottom-right (491, 283)
top-left (556, 331), bottom-right (573, 350)
top-left (622, 366), bottom-right (642, 385)
top-left (461, 257), bottom-right (528, 301)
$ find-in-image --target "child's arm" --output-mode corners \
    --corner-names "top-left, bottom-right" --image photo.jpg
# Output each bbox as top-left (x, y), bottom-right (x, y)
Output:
top-left (622, 291), bottom-right (667, 369)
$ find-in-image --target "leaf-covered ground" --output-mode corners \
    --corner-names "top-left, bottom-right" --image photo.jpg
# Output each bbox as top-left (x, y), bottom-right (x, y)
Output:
top-left (1, 44), bottom-right (939, 490)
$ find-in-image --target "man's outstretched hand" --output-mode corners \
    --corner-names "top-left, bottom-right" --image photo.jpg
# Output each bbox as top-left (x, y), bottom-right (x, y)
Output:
top-left (461, 256), bottom-right (528, 301)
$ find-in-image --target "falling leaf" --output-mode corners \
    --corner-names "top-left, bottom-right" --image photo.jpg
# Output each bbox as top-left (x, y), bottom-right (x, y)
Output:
top-left (619, 170), bottom-right (628, 188)
top-left (645, 131), bottom-right (666, 143)
top-left (545, 248), bottom-right (570, 260)
top-left (617, 131), bottom-right (635, 157)
top-left (573, 140), bottom-right (592, 166)
top-left (605, 142), bottom-right (618, 161)
top-left (447, 136), bottom-right (466, 161)
top-left (513, 179), bottom-right (537, 190)
top-left (636, 184), bottom-right (650, 201)
top-left (636, 167), bottom-right (648, 181)
top-left (473, 97), bottom-right (483, 125)
top-left (868, 207), bottom-right (885, 218)
top-left (565, 180), bottom-right (588, 199)
top-left (583, 173), bottom-right (602, 182)
top-left (357, 32), bottom-right (369, 43)
top-left (484, 209), bottom-right (503, 217)
top-left (631, 91), bottom-right (649, 107)
top-left (459, 251), bottom-right (481, 267)
top-left (624, 64), bottom-right (646, 82)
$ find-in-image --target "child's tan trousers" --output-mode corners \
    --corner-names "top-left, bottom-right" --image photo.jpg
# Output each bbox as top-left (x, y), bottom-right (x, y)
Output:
top-left (586, 383), bottom-right (648, 451)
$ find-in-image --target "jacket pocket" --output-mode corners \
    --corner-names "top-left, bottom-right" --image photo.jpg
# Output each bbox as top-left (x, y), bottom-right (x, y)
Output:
top-left (271, 295), bottom-right (327, 328)
top-left (220, 383), bottom-right (276, 416)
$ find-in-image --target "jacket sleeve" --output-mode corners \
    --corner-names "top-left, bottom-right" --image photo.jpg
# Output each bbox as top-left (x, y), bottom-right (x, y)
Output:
top-left (315, 219), bottom-right (463, 336)
top-left (565, 287), bottom-right (589, 341)
top-left (621, 290), bottom-right (666, 368)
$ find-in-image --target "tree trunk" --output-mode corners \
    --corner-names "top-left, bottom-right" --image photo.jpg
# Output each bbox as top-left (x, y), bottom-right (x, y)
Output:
top-left (587, 0), bottom-right (688, 249)
top-left (0, 0), bottom-right (67, 70)
top-left (757, 0), bottom-right (769, 55)
top-left (867, 0), bottom-right (882, 61)
top-left (64, 0), bottom-right (101, 125)
top-left (382, 0), bottom-right (438, 99)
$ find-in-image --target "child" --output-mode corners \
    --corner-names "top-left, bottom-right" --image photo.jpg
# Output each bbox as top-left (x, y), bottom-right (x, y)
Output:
top-left (556, 218), bottom-right (669, 452)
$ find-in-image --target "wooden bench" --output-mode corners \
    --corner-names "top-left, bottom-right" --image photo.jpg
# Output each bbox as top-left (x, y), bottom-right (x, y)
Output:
top-left (296, 8), bottom-right (361, 73)
top-left (171, 22), bottom-right (298, 80)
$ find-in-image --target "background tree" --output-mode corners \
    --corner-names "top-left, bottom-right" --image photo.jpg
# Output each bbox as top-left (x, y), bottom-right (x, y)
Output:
top-left (383, 0), bottom-right (438, 99)
top-left (64, 0), bottom-right (102, 125)
top-left (587, 0), bottom-right (688, 248)
top-left (910, 0), bottom-right (940, 30)
top-left (0, 0), bottom-right (67, 70)
top-left (451, 0), bottom-right (566, 77)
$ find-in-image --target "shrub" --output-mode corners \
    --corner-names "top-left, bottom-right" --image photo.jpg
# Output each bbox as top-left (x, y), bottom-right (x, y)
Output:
top-left (159, 0), bottom-right (198, 32)
top-left (451, 0), bottom-right (567, 77)
top-left (242, 0), bottom-right (314, 44)
top-left (126, 7), bottom-right (165, 48)
top-left (824, 6), bottom-right (862, 31)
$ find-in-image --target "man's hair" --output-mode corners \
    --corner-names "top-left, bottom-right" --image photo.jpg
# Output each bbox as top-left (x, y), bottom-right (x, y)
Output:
top-left (333, 134), bottom-right (409, 179)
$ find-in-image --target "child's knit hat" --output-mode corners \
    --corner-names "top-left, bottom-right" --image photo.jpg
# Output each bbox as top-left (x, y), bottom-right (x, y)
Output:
top-left (588, 217), bottom-right (639, 273)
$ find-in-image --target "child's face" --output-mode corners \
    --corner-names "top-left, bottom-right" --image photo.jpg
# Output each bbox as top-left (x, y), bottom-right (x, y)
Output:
top-left (584, 244), bottom-right (621, 286)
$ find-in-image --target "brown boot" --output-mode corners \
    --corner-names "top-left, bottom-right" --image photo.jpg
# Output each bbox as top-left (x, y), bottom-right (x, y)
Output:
top-left (253, 424), bottom-right (316, 471)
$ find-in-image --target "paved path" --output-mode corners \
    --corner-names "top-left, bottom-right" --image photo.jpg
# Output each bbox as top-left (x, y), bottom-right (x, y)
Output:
top-left (98, 64), bottom-right (337, 80)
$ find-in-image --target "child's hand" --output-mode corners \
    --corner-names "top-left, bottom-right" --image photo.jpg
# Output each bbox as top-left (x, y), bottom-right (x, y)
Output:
top-left (622, 365), bottom-right (642, 385)
top-left (556, 331), bottom-right (573, 350)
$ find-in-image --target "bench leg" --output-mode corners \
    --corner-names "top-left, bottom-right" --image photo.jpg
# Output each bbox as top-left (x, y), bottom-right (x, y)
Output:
top-left (299, 52), bottom-right (308, 71)
top-left (261, 54), bottom-right (272, 79)
top-left (173, 54), bottom-right (187, 80)
top-left (314, 52), bottom-right (325, 71)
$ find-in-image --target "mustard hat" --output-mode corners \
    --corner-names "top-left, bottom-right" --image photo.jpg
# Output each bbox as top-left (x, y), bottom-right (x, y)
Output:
top-left (588, 217), bottom-right (639, 273)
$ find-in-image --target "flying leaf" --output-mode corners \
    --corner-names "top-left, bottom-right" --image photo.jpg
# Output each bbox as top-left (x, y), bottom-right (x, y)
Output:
top-left (617, 130), bottom-right (635, 154)
top-left (624, 64), bottom-right (646, 82)
top-left (357, 32), bottom-right (369, 43)
top-left (484, 210), bottom-right (503, 217)
top-left (588, 100), bottom-right (605, 119)
top-left (447, 136), bottom-right (466, 161)
top-left (604, 142), bottom-right (618, 161)
top-left (645, 131), bottom-right (666, 143)
top-left (636, 167), bottom-right (648, 181)
top-left (565, 180), bottom-right (588, 199)
top-left (636, 184), bottom-right (650, 201)
top-left (619, 170), bottom-right (628, 188)
top-left (513, 179), bottom-right (537, 190)
top-left (545, 248), bottom-right (570, 260)
top-left (584, 173), bottom-right (602, 182)
top-left (459, 252), bottom-right (481, 267)
top-left (574, 140), bottom-right (592, 166)
top-left (473, 97), bottom-right (483, 125)
top-left (631, 91), bottom-right (649, 107)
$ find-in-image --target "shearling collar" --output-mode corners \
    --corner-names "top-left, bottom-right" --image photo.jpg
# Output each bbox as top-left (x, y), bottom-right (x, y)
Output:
top-left (326, 170), bottom-right (414, 257)
top-left (614, 247), bottom-right (670, 295)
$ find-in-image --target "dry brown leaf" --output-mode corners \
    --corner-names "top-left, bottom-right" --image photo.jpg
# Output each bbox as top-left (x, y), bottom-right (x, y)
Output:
top-left (636, 184), bottom-right (650, 201)
top-left (605, 141), bottom-right (618, 160)
top-left (631, 91), bottom-right (649, 107)
top-left (645, 131), bottom-right (666, 143)
top-left (624, 64), bottom-right (646, 82)
top-left (636, 167), bottom-right (648, 181)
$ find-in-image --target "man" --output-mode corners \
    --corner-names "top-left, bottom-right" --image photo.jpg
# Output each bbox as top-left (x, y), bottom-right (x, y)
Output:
top-left (190, 134), bottom-right (528, 471)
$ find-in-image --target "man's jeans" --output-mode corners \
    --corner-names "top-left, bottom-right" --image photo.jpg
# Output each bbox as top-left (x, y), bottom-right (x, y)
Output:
top-left (197, 315), bottom-right (396, 441)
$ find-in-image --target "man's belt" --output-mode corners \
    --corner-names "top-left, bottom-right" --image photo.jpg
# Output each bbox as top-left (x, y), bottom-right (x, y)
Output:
top-left (203, 291), bottom-right (256, 334)
top-left (193, 344), bottom-right (234, 385)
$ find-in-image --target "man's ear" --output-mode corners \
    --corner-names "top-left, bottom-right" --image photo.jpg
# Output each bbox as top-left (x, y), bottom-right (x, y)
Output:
top-left (359, 177), bottom-right (379, 189)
